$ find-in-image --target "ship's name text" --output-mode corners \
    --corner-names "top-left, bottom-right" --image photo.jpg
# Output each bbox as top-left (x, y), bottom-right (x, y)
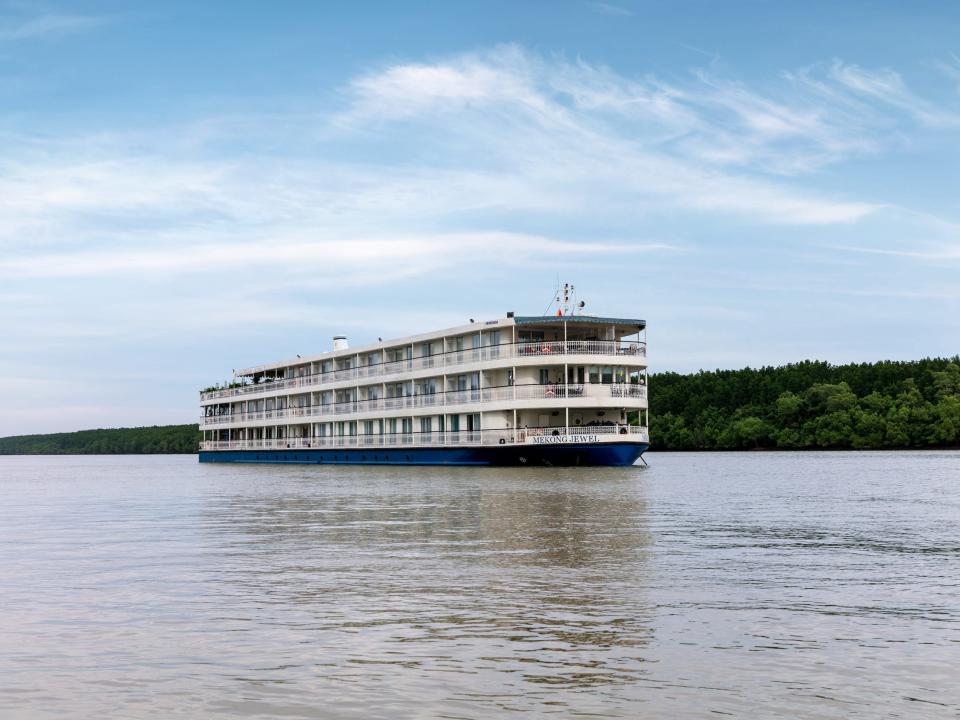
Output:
top-left (529, 434), bottom-right (600, 445)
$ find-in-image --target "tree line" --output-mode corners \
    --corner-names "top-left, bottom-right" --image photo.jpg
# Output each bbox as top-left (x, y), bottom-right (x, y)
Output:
top-left (3, 358), bottom-right (959, 454)
top-left (648, 357), bottom-right (960, 450)
top-left (0, 425), bottom-right (200, 455)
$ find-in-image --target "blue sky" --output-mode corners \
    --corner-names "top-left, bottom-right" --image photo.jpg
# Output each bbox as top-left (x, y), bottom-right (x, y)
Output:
top-left (1, 1), bottom-right (959, 435)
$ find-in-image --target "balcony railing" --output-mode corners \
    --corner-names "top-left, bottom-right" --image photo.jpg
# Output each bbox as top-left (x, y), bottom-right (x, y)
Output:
top-left (200, 425), bottom-right (650, 451)
top-left (201, 340), bottom-right (646, 401)
top-left (200, 383), bottom-right (647, 427)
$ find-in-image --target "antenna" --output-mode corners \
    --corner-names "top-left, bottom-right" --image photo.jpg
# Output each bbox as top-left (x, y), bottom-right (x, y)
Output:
top-left (542, 276), bottom-right (561, 316)
top-left (544, 281), bottom-right (585, 316)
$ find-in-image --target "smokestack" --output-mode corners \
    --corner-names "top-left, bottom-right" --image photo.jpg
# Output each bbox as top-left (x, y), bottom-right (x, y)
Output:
top-left (333, 335), bottom-right (348, 351)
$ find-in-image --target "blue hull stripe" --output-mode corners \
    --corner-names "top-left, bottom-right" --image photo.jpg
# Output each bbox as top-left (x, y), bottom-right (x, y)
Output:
top-left (198, 442), bottom-right (648, 467)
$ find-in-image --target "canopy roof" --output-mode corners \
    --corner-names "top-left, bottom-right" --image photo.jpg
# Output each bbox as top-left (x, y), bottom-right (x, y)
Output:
top-left (513, 315), bottom-right (645, 330)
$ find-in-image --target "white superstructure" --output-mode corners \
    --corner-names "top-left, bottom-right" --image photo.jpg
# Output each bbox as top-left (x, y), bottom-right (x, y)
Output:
top-left (199, 313), bottom-right (648, 458)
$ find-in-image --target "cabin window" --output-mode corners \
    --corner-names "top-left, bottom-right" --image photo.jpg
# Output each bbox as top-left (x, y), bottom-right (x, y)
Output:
top-left (588, 366), bottom-right (600, 383)
top-left (602, 366), bottom-right (613, 384)
top-left (540, 369), bottom-right (549, 385)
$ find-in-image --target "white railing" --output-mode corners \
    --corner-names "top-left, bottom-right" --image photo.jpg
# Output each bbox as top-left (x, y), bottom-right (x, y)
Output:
top-left (201, 341), bottom-right (646, 401)
top-left (525, 425), bottom-right (649, 440)
top-left (200, 383), bottom-right (647, 426)
top-left (200, 426), bottom-right (649, 451)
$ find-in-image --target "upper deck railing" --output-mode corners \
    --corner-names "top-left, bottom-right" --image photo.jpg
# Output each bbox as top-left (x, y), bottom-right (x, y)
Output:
top-left (200, 382), bottom-right (647, 427)
top-left (201, 340), bottom-right (646, 402)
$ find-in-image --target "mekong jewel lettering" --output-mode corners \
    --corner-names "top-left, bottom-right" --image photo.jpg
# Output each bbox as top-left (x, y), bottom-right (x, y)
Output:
top-left (529, 434), bottom-right (601, 445)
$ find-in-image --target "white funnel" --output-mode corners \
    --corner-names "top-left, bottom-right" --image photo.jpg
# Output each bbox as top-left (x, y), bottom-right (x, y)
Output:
top-left (333, 335), bottom-right (349, 351)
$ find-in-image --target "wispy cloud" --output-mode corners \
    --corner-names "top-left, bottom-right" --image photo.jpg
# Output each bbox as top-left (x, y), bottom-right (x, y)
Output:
top-left (837, 244), bottom-right (960, 261)
top-left (0, 11), bottom-right (104, 40)
top-left (11, 45), bottom-right (960, 285)
top-left (587, 2), bottom-right (634, 17)
top-left (341, 47), bottom-right (880, 221)
top-left (825, 60), bottom-right (960, 127)
top-left (933, 53), bottom-right (960, 94)
top-left (0, 231), bottom-right (670, 279)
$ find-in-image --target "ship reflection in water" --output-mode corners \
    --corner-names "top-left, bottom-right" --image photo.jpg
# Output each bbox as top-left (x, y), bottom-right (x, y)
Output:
top-left (203, 465), bottom-right (656, 706)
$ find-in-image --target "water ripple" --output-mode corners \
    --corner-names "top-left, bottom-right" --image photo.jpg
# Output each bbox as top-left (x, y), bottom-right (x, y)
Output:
top-left (0, 452), bottom-right (958, 718)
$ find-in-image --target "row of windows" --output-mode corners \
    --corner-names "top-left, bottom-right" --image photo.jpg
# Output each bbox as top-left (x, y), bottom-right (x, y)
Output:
top-left (206, 367), bottom-right (639, 415)
top-left (211, 414), bottom-right (482, 441)
top-left (280, 333), bottom-right (498, 377)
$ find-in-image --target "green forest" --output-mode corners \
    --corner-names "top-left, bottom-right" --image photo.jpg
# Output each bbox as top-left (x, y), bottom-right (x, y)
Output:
top-left (0, 425), bottom-right (200, 455)
top-left (649, 357), bottom-right (960, 451)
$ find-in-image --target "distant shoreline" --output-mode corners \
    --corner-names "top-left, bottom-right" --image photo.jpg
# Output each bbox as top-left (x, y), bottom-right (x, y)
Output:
top-left (4, 355), bottom-right (959, 455)
top-left (0, 425), bottom-right (200, 455)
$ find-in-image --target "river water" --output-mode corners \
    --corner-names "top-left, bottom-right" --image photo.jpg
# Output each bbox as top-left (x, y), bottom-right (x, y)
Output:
top-left (0, 452), bottom-right (957, 719)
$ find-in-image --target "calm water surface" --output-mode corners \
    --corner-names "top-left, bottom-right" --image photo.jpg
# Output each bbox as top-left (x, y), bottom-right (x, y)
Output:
top-left (0, 452), bottom-right (958, 719)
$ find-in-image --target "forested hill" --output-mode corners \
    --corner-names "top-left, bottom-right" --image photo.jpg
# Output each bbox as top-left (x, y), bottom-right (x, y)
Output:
top-left (649, 358), bottom-right (960, 451)
top-left (0, 425), bottom-right (200, 455)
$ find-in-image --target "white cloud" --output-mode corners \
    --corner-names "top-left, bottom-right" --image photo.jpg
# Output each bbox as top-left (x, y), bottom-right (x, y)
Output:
top-left (587, 2), bottom-right (634, 17)
top-left (0, 231), bottom-right (669, 279)
top-left (838, 244), bottom-right (960, 261)
top-left (9, 47), bottom-right (928, 269)
top-left (826, 62), bottom-right (959, 127)
top-left (0, 12), bottom-right (104, 40)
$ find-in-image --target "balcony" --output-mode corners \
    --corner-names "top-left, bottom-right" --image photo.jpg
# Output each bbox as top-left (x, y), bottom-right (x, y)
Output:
top-left (200, 382), bottom-right (647, 427)
top-left (200, 425), bottom-right (650, 451)
top-left (200, 340), bottom-right (646, 401)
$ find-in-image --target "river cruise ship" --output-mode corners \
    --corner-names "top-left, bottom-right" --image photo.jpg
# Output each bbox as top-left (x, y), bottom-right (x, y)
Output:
top-left (198, 312), bottom-right (648, 466)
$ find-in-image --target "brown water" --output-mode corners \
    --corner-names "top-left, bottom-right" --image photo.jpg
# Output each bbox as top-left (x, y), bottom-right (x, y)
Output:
top-left (0, 452), bottom-right (958, 719)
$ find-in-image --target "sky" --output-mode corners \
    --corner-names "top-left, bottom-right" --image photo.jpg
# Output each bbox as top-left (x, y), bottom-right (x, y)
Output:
top-left (1, 0), bottom-right (959, 436)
